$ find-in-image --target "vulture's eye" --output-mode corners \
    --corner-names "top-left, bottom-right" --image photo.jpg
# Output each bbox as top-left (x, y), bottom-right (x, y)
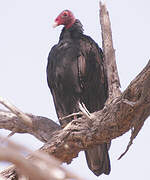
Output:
top-left (63, 12), bottom-right (68, 17)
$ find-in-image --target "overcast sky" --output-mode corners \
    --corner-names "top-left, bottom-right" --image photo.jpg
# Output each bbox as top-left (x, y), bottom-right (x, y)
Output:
top-left (0, 0), bottom-right (150, 179)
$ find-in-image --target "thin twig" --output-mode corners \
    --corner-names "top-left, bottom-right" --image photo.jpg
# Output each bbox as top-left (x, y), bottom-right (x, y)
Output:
top-left (7, 131), bottom-right (16, 137)
top-left (78, 102), bottom-right (92, 119)
top-left (60, 112), bottom-right (83, 121)
top-left (0, 97), bottom-right (32, 127)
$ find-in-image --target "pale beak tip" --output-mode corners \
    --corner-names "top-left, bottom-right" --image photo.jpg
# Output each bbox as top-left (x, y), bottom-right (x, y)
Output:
top-left (52, 22), bottom-right (58, 28)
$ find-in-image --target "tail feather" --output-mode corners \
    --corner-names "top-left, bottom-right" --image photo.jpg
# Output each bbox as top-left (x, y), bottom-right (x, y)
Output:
top-left (84, 143), bottom-right (111, 176)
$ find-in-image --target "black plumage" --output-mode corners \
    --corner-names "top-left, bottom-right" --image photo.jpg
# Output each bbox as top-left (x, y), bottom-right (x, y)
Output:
top-left (47, 10), bottom-right (111, 176)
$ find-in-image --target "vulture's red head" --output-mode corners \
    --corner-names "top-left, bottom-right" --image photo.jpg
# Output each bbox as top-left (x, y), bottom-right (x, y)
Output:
top-left (53, 10), bottom-right (76, 29)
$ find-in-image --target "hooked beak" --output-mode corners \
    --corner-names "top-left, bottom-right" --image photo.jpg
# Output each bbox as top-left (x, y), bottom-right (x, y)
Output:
top-left (52, 21), bottom-right (58, 28)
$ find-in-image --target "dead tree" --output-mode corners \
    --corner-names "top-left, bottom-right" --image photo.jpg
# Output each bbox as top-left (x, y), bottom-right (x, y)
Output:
top-left (0, 2), bottom-right (150, 179)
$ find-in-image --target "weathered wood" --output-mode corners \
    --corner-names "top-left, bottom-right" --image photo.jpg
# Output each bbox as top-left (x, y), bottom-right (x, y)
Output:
top-left (1, 60), bottom-right (150, 179)
top-left (0, 109), bottom-right (60, 142)
top-left (40, 60), bottom-right (150, 163)
top-left (0, 97), bottom-right (33, 127)
top-left (100, 2), bottom-right (121, 100)
top-left (0, 137), bottom-right (84, 180)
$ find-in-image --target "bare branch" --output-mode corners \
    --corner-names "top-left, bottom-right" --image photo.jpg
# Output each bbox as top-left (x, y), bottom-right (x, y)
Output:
top-left (0, 136), bottom-right (84, 180)
top-left (78, 102), bottom-right (92, 119)
top-left (38, 60), bottom-right (150, 163)
top-left (0, 109), bottom-right (60, 143)
top-left (0, 97), bottom-right (33, 128)
top-left (1, 48), bottom-right (150, 180)
top-left (99, 2), bottom-right (121, 100)
top-left (60, 112), bottom-right (82, 121)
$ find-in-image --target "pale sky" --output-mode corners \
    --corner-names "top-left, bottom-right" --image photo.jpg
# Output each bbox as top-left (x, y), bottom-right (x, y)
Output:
top-left (0, 0), bottom-right (150, 180)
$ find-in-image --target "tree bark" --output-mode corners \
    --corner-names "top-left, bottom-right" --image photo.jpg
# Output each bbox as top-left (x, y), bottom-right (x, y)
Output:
top-left (100, 2), bottom-right (121, 100)
top-left (40, 59), bottom-right (150, 163)
top-left (0, 109), bottom-right (60, 142)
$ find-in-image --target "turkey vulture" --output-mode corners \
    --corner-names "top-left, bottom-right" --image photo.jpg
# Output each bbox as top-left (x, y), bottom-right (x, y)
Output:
top-left (47, 10), bottom-right (111, 176)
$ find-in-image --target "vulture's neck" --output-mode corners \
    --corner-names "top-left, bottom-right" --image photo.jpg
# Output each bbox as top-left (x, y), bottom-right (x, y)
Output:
top-left (59, 19), bottom-right (84, 41)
